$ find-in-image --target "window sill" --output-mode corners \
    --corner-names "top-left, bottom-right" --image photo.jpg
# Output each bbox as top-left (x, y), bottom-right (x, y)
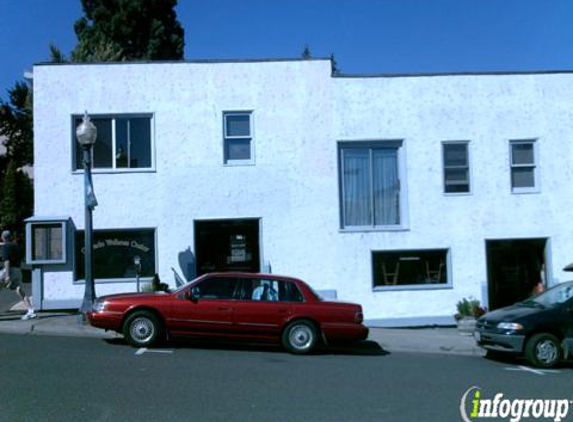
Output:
top-left (511, 188), bottom-right (540, 195)
top-left (72, 168), bottom-right (156, 175)
top-left (373, 284), bottom-right (452, 292)
top-left (223, 161), bottom-right (255, 167)
top-left (74, 277), bottom-right (153, 285)
top-left (339, 226), bottom-right (410, 234)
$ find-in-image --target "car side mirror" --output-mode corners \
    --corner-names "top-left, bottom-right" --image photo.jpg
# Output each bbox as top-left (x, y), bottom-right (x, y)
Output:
top-left (185, 290), bottom-right (198, 303)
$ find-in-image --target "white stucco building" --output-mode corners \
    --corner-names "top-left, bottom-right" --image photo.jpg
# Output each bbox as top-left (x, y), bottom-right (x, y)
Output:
top-left (29, 58), bottom-right (573, 326)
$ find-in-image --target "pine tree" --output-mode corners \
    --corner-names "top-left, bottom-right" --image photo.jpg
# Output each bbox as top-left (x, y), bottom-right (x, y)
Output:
top-left (0, 81), bottom-right (33, 168)
top-left (302, 45), bottom-right (312, 59)
top-left (0, 161), bottom-right (33, 235)
top-left (71, 0), bottom-right (185, 62)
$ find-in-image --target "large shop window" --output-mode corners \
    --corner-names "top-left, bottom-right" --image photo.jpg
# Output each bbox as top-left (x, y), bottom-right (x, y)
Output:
top-left (73, 115), bottom-right (153, 171)
top-left (339, 141), bottom-right (403, 229)
top-left (372, 249), bottom-right (449, 289)
top-left (75, 229), bottom-right (156, 281)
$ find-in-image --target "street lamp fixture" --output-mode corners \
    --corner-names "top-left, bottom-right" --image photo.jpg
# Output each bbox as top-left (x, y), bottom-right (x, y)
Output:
top-left (76, 111), bottom-right (98, 322)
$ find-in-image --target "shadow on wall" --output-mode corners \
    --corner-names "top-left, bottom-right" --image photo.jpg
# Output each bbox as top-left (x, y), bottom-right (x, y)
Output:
top-left (177, 247), bottom-right (196, 282)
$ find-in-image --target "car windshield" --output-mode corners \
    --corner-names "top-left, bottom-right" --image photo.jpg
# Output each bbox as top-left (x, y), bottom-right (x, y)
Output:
top-left (526, 282), bottom-right (573, 308)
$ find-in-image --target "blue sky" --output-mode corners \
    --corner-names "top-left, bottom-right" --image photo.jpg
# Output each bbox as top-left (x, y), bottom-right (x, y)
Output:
top-left (1, 0), bottom-right (572, 101)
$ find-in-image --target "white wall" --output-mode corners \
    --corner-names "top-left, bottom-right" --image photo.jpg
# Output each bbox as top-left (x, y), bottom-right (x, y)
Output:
top-left (33, 60), bottom-right (573, 323)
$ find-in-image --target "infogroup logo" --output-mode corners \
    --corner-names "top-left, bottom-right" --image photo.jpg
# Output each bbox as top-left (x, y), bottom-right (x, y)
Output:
top-left (460, 386), bottom-right (572, 422)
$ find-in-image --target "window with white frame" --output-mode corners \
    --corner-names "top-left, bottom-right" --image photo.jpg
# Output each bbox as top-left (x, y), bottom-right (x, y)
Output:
top-left (443, 142), bottom-right (470, 194)
top-left (510, 140), bottom-right (537, 192)
top-left (73, 115), bottom-right (153, 171)
top-left (223, 112), bottom-right (253, 164)
top-left (339, 141), bottom-right (403, 229)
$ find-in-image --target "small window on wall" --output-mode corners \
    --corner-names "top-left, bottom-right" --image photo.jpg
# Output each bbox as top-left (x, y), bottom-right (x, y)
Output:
top-left (75, 229), bottom-right (155, 281)
top-left (443, 142), bottom-right (470, 194)
top-left (26, 221), bottom-right (67, 264)
top-left (510, 140), bottom-right (537, 193)
top-left (372, 249), bottom-right (449, 289)
top-left (223, 112), bottom-right (253, 164)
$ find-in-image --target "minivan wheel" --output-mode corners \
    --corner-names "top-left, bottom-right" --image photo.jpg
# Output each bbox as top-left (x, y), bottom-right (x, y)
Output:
top-left (525, 333), bottom-right (562, 368)
top-left (282, 320), bottom-right (318, 354)
top-left (123, 311), bottom-right (160, 347)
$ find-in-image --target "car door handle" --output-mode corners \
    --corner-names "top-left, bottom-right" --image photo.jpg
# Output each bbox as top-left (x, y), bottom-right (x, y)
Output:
top-left (218, 307), bottom-right (230, 311)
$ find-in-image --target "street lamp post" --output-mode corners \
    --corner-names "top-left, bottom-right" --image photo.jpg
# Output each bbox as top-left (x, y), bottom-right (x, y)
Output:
top-left (76, 112), bottom-right (98, 321)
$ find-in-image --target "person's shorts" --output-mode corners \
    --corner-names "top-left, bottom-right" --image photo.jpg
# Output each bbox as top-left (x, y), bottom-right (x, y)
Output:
top-left (0, 268), bottom-right (23, 291)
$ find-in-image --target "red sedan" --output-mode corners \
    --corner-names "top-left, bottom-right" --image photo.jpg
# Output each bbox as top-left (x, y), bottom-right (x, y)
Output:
top-left (88, 272), bottom-right (369, 354)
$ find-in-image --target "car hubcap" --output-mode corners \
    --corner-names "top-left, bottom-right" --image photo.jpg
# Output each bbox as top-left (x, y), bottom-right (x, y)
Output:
top-left (130, 317), bottom-right (154, 343)
top-left (290, 325), bottom-right (313, 350)
top-left (536, 340), bottom-right (558, 364)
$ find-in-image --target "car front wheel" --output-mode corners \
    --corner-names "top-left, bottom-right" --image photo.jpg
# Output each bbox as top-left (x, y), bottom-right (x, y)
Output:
top-left (525, 333), bottom-right (562, 368)
top-left (123, 311), bottom-right (161, 347)
top-left (282, 320), bottom-right (318, 354)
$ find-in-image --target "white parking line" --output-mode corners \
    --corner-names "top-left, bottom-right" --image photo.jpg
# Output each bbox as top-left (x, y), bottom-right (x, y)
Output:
top-left (504, 365), bottom-right (560, 376)
top-left (135, 347), bottom-right (174, 356)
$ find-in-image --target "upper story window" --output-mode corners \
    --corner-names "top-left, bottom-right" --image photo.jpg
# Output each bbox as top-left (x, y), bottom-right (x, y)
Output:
top-left (510, 139), bottom-right (538, 193)
top-left (443, 141), bottom-right (470, 194)
top-left (339, 141), bottom-right (405, 230)
top-left (223, 112), bottom-right (253, 164)
top-left (73, 114), bottom-right (153, 171)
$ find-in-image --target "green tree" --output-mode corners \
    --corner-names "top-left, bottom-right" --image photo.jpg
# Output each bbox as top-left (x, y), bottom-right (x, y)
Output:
top-left (0, 160), bottom-right (33, 236)
top-left (302, 45), bottom-right (312, 59)
top-left (71, 0), bottom-right (185, 62)
top-left (0, 81), bottom-right (33, 168)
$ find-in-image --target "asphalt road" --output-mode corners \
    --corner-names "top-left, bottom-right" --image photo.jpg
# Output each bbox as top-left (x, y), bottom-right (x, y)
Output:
top-left (1, 334), bottom-right (572, 422)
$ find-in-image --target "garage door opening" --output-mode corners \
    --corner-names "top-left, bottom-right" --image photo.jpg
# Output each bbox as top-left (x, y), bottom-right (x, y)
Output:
top-left (195, 219), bottom-right (260, 276)
top-left (486, 238), bottom-right (548, 310)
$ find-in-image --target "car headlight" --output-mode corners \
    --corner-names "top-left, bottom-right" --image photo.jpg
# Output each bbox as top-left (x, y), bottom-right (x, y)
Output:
top-left (497, 322), bottom-right (524, 331)
top-left (93, 300), bottom-right (109, 312)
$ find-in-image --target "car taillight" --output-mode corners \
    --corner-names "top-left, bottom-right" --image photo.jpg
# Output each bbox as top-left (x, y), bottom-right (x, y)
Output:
top-left (355, 310), bottom-right (364, 323)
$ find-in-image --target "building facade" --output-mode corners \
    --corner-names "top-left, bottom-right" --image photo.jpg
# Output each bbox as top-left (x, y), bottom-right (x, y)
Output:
top-left (30, 58), bottom-right (573, 326)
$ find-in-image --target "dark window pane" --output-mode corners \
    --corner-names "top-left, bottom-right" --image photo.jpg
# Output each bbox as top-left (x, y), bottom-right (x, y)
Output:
top-left (373, 250), bottom-right (448, 287)
top-left (129, 118), bottom-right (152, 168)
top-left (92, 119), bottom-right (113, 168)
top-left (225, 139), bottom-right (251, 161)
top-left (75, 229), bottom-right (155, 280)
top-left (226, 114), bottom-right (250, 137)
top-left (32, 224), bottom-right (63, 261)
top-left (443, 144), bottom-right (468, 167)
top-left (512, 167), bottom-right (535, 188)
top-left (193, 278), bottom-right (237, 299)
top-left (512, 144), bottom-right (534, 165)
top-left (115, 118), bottom-right (129, 168)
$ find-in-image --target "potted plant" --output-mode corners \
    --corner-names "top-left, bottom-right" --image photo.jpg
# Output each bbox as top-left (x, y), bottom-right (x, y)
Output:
top-left (455, 297), bottom-right (486, 332)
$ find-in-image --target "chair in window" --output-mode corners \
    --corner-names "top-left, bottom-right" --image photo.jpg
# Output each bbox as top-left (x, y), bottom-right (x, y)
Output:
top-left (426, 261), bottom-right (444, 283)
top-left (382, 262), bottom-right (400, 285)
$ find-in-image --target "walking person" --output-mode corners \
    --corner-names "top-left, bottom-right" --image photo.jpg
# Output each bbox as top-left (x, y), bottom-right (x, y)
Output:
top-left (0, 230), bottom-right (36, 320)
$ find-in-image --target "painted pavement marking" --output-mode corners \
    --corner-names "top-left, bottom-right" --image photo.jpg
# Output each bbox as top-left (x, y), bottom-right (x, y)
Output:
top-left (135, 347), bottom-right (174, 356)
top-left (504, 365), bottom-right (560, 376)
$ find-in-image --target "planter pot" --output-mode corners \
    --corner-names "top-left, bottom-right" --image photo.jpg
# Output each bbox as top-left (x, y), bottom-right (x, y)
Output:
top-left (457, 317), bottom-right (477, 333)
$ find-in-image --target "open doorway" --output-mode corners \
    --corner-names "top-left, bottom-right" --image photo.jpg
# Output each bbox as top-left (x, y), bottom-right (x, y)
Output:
top-left (194, 219), bottom-right (260, 276)
top-left (486, 238), bottom-right (547, 310)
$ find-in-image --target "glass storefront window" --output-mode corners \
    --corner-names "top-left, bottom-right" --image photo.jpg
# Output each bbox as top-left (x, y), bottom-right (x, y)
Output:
top-left (75, 229), bottom-right (155, 281)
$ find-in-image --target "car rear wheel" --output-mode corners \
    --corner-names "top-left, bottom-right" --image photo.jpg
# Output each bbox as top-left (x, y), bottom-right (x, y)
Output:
top-left (525, 333), bottom-right (562, 368)
top-left (282, 320), bottom-right (318, 354)
top-left (123, 311), bottom-right (160, 347)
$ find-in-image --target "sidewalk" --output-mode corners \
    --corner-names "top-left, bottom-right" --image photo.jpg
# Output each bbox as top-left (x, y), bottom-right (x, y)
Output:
top-left (0, 303), bottom-right (484, 356)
